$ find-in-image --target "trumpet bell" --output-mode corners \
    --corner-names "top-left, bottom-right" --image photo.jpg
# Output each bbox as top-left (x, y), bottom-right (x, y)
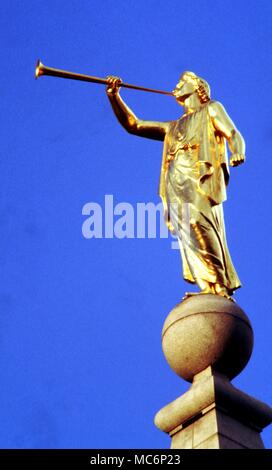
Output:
top-left (35, 60), bottom-right (44, 79)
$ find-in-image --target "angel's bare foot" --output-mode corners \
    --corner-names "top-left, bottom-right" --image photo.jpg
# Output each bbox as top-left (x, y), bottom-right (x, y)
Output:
top-left (182, 282), bottom-right (234, 302)
top-left (182, 280), bottom-right (213, 301)
top-left (216, 290), bottom-right (235, 302)
top-left (214, 283), bottom-right (235, 302)
top-left (182, 289), bottom-right (211, 301)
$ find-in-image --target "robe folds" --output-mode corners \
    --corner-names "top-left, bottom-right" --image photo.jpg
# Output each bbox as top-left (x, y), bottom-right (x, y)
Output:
top-left (158, 102), bottom-right (241, 291)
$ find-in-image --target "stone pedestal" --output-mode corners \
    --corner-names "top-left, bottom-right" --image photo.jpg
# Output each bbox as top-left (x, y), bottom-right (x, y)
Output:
top-left (155, 294), bottom-right (272, 449)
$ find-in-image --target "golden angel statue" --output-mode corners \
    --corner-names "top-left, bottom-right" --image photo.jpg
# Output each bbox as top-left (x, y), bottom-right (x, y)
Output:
top-left (106, 71), bottom-right (246, 300)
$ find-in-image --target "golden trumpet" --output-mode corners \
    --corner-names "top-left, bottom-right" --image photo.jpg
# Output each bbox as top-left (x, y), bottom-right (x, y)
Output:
top-left (35, 60), bottom-right (173, 96)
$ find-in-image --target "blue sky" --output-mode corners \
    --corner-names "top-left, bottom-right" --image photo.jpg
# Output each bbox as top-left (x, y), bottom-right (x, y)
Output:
top-left (1, 0), bottom-right (272, 448)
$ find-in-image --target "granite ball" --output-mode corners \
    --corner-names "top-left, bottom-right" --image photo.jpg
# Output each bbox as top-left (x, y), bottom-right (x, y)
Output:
top-left (162, 294), bottom-right (253, 382)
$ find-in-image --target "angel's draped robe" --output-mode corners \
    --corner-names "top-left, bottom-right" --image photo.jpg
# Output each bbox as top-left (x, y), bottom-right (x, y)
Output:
top-left (158, 101), bottom-right (241, 292)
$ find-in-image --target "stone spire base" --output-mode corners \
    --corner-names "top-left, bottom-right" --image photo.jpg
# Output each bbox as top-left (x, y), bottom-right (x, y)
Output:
top-left (155, 295), bottom-right (272, 449)
top-left (155, 367), bottom-right (272, 449)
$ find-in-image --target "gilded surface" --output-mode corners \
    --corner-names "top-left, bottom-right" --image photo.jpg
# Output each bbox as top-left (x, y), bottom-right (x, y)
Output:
top-left (106, 72), bottom-right (245, 299)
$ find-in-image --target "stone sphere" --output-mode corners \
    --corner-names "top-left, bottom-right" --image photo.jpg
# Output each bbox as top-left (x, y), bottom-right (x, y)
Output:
top-left (162, 294), bottom-right (253, 382)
